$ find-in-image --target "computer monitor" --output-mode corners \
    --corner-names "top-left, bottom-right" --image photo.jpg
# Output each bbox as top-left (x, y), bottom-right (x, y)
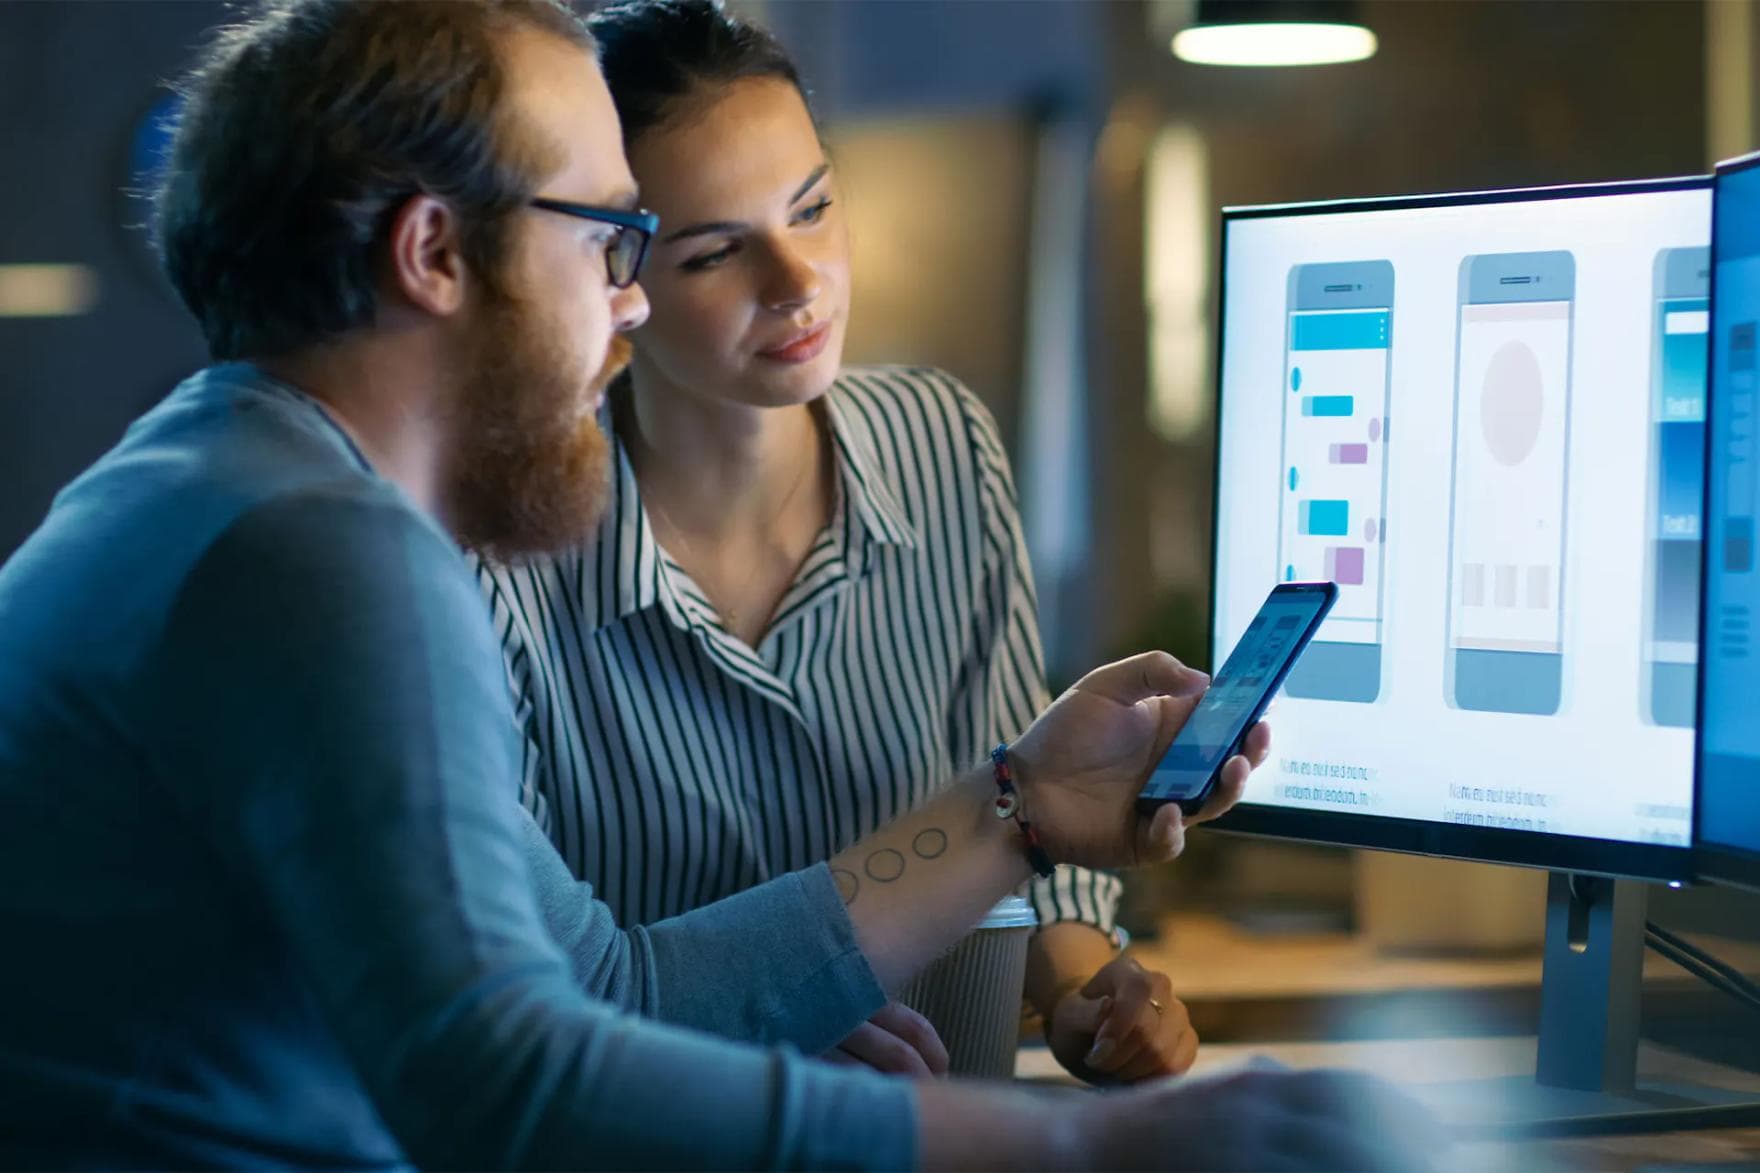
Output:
top-left (1207, 177), bottom-right (1710, 883)
top-left (1695, 152), bottom-right (1760, 893)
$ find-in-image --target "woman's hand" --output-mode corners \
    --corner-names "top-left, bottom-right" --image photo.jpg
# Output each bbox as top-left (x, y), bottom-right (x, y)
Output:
top-left (822, 1000), bottom-right (949, 1078)
top-left (1046, 955), bottom-right (1197, 1084)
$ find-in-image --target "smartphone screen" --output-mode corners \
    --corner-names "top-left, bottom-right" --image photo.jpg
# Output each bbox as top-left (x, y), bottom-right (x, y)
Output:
top-left (1277, 261), bottom-right (1394, 704)
top-left (1642, 247), bottom-right (1708, 727)
top-left (1445, 250), bottom-right (1576, 715)
top-left (1141, 583), bottom-right (1336, 809)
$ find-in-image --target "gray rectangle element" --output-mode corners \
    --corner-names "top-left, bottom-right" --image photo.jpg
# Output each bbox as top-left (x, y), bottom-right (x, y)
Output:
top-left (1527, 566), bottom-right (1551, 609)
top-left (1496, 565), bottom-right (1518, 608)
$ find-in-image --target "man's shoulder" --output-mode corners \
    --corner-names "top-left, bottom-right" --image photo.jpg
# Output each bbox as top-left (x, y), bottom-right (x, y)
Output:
top-left (57, 365), bottom-right (396, 526)
top-left (0, 367), bottom-right (453, 661)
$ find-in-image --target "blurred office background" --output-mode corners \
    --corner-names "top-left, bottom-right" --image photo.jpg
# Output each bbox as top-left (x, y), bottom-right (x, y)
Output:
top-left (1, 0), bottom-right (1737, 668)
top-left (4, 1), bottom-right (1759, 962)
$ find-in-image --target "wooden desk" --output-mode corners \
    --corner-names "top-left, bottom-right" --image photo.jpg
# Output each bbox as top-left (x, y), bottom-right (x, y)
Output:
top-left (1011, 915), bottom-right (1760, 1170)
top-left (1123, 913), bottom-right (1760, 1046)
top-left (1016, 1037), bottom-right (1760, 1171)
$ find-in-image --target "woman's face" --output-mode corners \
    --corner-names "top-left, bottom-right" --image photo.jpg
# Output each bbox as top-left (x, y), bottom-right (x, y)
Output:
top-left (625, 76), bottom-right (850, 409)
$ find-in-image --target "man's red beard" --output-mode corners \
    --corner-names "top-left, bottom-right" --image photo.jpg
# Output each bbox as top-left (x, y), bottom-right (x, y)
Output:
top-left (444, 287), bottom-right (630, 564)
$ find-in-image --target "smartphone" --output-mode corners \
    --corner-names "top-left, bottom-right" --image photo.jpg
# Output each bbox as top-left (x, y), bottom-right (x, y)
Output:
top-left (1277, 260), bottom-right (1394, 705)
top-left (1444, 250), bottom-right (1576, 716)
top-left (1641, 247), bottom-right (1709, 727)
top-left (1137, 582), bottom-right (1338, 817)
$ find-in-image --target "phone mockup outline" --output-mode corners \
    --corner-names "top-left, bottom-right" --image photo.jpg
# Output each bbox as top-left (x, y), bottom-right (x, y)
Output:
top-left (1443, 250), bottom-right (1576, 716)
top-left (1641, 247), bottom-right (1709, 728)
top-left (1137, 582), bottom-right (1338, 817)
top-left (1276, 261), bottom-right (1394, 705)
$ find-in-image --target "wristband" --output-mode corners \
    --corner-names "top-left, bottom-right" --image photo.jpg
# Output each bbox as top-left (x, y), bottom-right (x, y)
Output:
top-left (991, 743), bottom-right (1056, 878)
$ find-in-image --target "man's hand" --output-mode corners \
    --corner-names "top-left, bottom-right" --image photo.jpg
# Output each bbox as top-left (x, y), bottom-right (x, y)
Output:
top-left (1073, 1066), bottom-right (1446, 1171)
top-left (822, 1000), bottom-right (948, 1078)
top-left (915, 1062), bottom-right (1445, 1170)
top-left (1009, 651), bottom-right (1269, 870)
top-left (1047, 955), bottom-right (1196, 1084)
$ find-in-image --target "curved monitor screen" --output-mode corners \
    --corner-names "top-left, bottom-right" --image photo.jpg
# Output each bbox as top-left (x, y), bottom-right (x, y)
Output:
top-left (1697, 156), bottom-right (1760, 890)
top-left (1211, 180), bottom-right (1707, 873)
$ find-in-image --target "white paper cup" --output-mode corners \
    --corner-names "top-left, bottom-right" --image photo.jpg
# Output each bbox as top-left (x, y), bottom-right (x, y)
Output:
top-left (898, 894), bottom-right (1038, 1078)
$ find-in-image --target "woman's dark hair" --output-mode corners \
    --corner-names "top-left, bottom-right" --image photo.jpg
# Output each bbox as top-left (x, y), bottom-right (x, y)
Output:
top-left (153, 0), bottom-right (593, 361)
top-left (586, 0), bottom-right (811, 147)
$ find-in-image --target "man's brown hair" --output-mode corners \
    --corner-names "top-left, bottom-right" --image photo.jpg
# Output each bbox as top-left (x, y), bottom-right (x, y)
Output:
top-left (154, 0), bottom-right (594, 361)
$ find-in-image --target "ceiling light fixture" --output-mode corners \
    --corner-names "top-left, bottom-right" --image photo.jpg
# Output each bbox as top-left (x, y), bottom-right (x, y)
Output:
top-left (1173, 0), bottom-right (1378, 67)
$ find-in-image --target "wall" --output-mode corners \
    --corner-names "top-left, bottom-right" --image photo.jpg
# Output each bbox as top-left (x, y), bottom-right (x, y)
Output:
top-left (0, 1), bottom-right (219, 559)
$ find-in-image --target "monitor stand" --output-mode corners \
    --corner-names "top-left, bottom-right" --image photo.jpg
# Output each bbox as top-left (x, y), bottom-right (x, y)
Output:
top-left (1418, 872), bottom-right (1760, 1138)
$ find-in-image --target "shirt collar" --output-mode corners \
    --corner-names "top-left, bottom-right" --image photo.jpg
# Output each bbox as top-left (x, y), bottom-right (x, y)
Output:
top-left (602, 434), bottom-right (669, 627)
top-left (586, 379), bottom-right (920, 635)
top-left (822, 389), bottom-right (919, 553)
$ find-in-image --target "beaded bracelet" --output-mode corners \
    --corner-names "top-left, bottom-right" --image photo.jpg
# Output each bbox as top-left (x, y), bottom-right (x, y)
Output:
top-left (991, 743), bottom-right (1056, 879)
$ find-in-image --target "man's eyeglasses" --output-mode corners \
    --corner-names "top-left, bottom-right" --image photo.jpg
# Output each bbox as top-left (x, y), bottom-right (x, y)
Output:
top-left (528, 198), bottom-right (658, 289)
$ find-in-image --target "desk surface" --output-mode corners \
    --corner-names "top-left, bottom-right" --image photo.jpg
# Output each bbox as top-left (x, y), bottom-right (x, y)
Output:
top-left (1130, 913), bottom-right (1760, 1001)
top-left (1015, 1037), bottom-right (1760, 1172)
top-left (1109, 913), bottom-right (1760, 1046)
top-left (1018, 915), bottom-right (1760, 1170)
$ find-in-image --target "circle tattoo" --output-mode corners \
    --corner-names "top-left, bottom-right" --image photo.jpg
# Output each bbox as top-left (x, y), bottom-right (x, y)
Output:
top-left (911, 828), bottom-right (948, 860)
top-left (864, 849), bottom-right (906, 883)
top-left (831, 867), bottom-right (859, 904)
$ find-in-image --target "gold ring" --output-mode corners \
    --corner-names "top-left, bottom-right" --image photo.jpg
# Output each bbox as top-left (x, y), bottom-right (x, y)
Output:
top-left (1148, 997), bottom-right (1165, 1017)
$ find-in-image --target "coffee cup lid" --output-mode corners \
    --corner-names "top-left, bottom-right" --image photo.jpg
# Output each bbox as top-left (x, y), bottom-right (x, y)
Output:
top-left (979, 893), bottom-right (1038, 929)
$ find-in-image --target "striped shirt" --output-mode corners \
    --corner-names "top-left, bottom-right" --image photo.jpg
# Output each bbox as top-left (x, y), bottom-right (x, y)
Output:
top-left (478, 365), bottom-right (1120, 935)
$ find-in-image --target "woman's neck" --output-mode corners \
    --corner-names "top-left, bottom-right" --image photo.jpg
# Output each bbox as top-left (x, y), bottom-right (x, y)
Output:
top-left (617, 359), bottom-right (835, 647)
top-left (618, 363), bottom-right (825, 542)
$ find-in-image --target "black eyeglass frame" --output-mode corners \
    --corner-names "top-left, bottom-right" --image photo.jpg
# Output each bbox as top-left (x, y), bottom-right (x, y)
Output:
top-left (528, 197), bottom-right (658, 289)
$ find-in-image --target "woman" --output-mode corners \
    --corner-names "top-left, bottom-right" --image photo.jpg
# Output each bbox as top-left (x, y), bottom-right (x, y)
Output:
top-left (479, 0), bottom-right (1193, 1084)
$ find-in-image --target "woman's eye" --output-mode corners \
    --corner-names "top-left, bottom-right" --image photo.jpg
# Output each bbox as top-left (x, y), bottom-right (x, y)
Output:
top-left (681, 243), bottom-right (736, 272)
top-left (795, 197), bottom-right (833, 225)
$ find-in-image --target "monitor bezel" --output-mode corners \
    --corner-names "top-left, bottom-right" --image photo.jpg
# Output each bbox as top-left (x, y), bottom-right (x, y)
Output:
top-left (1692, 150), bottom-right (1760, 893)
top-left (1206, 174), bottom-right (1709, 883)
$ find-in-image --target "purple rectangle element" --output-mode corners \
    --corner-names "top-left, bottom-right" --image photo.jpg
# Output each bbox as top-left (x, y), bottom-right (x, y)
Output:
top-left (1329, 443), bottom-right (1370, 465)
top-left (1324, 545), bottom-right (1365, 586)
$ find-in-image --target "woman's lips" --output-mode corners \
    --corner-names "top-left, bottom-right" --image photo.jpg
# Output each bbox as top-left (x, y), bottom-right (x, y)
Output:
top-left (758, 322), bottom-right (831, 364)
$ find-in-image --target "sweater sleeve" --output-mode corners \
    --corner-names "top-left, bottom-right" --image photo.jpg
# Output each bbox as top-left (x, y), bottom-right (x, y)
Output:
top-left (148, 487), bottom-right (915, 1171)
top-left (521, 807), bottom-right (886, 1054)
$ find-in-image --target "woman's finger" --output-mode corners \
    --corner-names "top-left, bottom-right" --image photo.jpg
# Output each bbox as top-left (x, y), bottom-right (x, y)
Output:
top-left (1105, 973), bottom-right (1196, 1083)
top-left (1083, 968), bottom-right (1162, 1076)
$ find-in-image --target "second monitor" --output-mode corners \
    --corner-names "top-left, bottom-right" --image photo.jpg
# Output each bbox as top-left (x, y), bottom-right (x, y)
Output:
top-left (1210, 178), bottom-right (1709, 878)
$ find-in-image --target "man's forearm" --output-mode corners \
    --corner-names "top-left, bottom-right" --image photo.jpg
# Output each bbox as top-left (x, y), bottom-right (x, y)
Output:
top-left (829, 767), bottom-right (1034, 991)
top-left (916, 1080), bottom-right (1082, 1172)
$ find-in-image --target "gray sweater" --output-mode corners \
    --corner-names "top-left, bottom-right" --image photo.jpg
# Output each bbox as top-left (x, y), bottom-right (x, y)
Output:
top-left (0, 364), bottom-right (915, 1169)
